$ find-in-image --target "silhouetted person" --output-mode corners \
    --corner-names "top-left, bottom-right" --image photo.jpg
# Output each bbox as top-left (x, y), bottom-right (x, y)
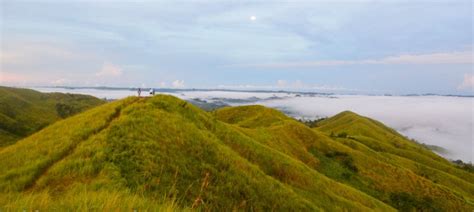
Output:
top-left (138, 88), bottom-right (141, 97)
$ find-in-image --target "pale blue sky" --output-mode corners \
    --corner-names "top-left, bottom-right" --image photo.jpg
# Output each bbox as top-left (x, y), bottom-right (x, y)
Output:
top-left (0, 0), bottom-right (472, 94)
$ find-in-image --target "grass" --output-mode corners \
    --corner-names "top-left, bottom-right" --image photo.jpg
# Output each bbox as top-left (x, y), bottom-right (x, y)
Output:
top-left (214, 106), bottom-right (474, 211)
top-left (0, 86), bottom-right (104, 147)
top-left (0, 94), bottom-right (472, 211)
top-left (314, 111), bottom-right (474, 210)
top-left (0, 189), bottom-right (183, 211)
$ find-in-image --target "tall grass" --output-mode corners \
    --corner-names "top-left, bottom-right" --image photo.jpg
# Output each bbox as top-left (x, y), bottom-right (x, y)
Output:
top-left (0, 189), bottom-right (183, 211)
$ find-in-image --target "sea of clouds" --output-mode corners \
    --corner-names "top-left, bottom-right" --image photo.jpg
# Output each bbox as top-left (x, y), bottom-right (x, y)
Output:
top-left (260, 95), bottom-right (473, 162)
top-left (33, 88), bottom-right (473, 162)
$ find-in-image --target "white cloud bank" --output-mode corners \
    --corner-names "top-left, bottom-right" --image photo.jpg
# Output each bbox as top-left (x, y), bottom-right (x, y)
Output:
top-left (173, 91), bottom-right (473, 162)
top-left (235, 51), bottom-right (473, 68)
top-left (260, 95), bottom-right (473, 162)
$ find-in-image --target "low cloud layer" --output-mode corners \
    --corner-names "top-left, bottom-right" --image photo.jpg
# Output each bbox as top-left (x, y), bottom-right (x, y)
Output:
top-left (259, 95), bottom-right (473, 162)
top-left (178, 91), bottom-right (473, 162)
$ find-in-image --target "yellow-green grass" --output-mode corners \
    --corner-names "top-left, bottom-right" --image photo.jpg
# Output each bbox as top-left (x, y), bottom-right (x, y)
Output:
top-left (215, 106), bottom-right (474, 211)
top-left (316, 111), bottom-right (474, 181)
top-left (1, 95), bottom-right (393, 211)
top-left (312, 111), bottom-right (474, 210)
top-left (1, 95), bottom-right (472, 211)
top-left (0, 86), bottom-right (104, 147)
top-left (0, 189), bottom-right (183, 211)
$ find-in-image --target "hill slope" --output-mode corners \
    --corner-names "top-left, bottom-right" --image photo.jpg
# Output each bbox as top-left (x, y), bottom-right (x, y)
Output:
top-left (0, 86), bottom-right (104, 147)
top-left (215, 107), bottom-right (474, 210)
top-left (0, 95), bottom-right (472, 211)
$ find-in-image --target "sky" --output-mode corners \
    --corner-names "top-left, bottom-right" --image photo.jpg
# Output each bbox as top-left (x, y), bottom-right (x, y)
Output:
top-left (0, 0), bottom-right (473, 95)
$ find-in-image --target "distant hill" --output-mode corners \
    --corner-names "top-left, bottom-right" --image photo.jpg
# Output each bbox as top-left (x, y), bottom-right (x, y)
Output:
top-left (0, 86), bottom-right (105, 147)
top-left (0, 95), bottom-right (472, 211)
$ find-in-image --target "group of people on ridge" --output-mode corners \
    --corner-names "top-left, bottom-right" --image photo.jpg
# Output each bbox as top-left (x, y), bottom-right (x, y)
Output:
top-left (137, 88), bottom-right (155, 97)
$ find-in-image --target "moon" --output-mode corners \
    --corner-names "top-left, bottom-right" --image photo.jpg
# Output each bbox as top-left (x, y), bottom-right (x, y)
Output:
top-left (250, 15), bottom-right (257, 21)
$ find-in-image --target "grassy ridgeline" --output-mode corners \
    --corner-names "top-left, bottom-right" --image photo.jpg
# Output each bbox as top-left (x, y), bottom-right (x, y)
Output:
top-left (0, 94), bottom-right (472, 211)
top-left (0, 86), bottom-right (105, 147)
top-left (215, 106), bottom-right (474, 210)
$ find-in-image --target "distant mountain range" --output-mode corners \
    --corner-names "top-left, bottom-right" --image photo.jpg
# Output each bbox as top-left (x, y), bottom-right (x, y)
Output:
top-left (38, 86), bottom-right (474, 97)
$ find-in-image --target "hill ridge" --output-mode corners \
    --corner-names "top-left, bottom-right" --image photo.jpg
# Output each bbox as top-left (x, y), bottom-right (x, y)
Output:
top-left (0, 86), bottom-right (105, 147)
top-left (24, 98), bottom-right (140, 191)
top-left (0, 94), bottom-right (472, 211)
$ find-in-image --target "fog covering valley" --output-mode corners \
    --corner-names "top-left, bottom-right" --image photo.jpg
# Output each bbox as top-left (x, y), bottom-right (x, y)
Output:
top-left (33, 87), bottom-right (473, 163)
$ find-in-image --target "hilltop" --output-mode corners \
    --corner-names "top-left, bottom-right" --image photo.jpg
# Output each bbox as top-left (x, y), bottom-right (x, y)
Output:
top-left (0, 87), bottom-right (105, 147)
top-left (0, 95), bottom-right (472, 211)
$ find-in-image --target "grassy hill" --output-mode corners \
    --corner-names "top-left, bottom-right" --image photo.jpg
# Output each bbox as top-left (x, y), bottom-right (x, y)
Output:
top-left (0, 95), bottom-right (472, 211)
top-left (0, 86), bottom-right (105, 147)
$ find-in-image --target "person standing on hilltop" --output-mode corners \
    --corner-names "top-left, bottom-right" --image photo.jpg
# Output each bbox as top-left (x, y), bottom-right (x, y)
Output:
top-left (138, 88), bottom-right (141, 97)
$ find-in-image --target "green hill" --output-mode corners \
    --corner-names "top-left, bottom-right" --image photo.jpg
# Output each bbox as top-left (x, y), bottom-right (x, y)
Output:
top-left (0, 86), bottom-right (105, 147)
top-left (215, 107), bottom-right (474, 210)
top-left (0, 95), bottom-right (472, 211)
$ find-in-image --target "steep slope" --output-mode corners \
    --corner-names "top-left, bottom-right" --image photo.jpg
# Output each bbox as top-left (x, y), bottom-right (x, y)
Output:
top-left (314, 111), bottom-right (474, 210)
top-left (215, 107), bottom-right (474, 211)
top-left (0, 95), bottom-right (394, 211)
top-left (0, 86), bottom-right (104, 147)
top-left (316, 111), bottom-right (473, 182)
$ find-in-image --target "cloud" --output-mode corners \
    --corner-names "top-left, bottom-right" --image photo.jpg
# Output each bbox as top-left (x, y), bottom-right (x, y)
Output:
top-left (377, 51), bottom-right (473, 65)
top-left (158, 82), bottom-right (168, 87)
top-left (0, 52), bottom-right (20, 64)
top-left (217, 80), bottom-right (357, 92)
top-left (0, 71), bottom-right (77, 86)
top-left (458, 74), bottom-right (474, 90)
top-left (233, 51), bottom-right (473, 68)
top-left (96, 62), bottom-right (123, 77)
top-left (1, 43), bottom-right (82, 65)
top-left (180, 90), bottom-right (472, 162)
top-left (274, 80), bottom-right (356, 91)
top-left (0, 72), bottom-right (30, 84)
top-left (51, 78), bottom-right (68, 85)
top-left (256, 95), bottom-right (473, 162)
top-left (171, 80), bottom-right (185, 88)
top-left (276, 80), bottom-right (287, 87)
